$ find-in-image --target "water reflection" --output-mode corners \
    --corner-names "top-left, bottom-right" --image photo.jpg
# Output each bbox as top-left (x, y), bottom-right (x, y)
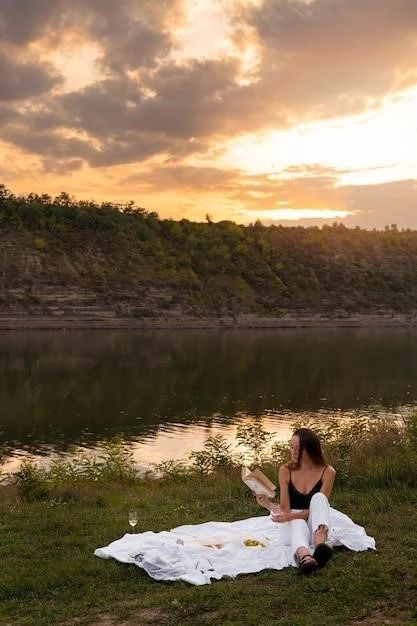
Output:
top-left (0, 328), bottom-right (416, 467)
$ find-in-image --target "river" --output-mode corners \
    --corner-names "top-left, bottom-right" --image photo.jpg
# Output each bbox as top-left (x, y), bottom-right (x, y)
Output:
top-left (1, 328), bottom-right (415, 472)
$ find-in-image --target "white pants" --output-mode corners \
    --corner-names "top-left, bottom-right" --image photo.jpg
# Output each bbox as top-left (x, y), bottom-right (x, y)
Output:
top-left (280, 492), bottom-right (331, 557)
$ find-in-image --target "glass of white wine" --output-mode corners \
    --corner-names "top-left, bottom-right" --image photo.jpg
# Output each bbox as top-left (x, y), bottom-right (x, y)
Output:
top-left (270, 504), bottom-right (281, 523)
top-left (128, 511), bottom-right (138, 533)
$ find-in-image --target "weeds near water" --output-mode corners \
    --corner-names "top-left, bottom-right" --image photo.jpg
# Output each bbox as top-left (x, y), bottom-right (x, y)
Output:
top-left (302, 414), bottom-right (417, 486)
top-left (189, 434), bottom-right (240, 473)
top-left (151, 413), bottom-right (417, 489)
top-left (236, 422), bottom-right (274, 464)
top-left (10, 413), bottom-right (417, 500)
top-left (14, 440), bottom-right (138, 501)
top-left (143, 458), bottom-right (189, 482)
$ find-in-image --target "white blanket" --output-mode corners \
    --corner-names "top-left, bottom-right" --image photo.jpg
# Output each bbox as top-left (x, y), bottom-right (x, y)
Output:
top-left (94, 509), bottom-right (375, 585)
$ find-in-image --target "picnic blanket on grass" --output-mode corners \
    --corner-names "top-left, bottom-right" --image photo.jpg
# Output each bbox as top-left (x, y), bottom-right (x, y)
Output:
top-left (94, 509), bottom-right (375, 585)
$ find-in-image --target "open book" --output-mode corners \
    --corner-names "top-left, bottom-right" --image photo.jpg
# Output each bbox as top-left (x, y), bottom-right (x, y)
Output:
top-left (241, 466), bottom-right (276, 498)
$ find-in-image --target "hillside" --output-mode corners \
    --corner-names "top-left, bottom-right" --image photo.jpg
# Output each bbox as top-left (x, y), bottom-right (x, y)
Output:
top-left (1, 184), bottom-right (417, 327)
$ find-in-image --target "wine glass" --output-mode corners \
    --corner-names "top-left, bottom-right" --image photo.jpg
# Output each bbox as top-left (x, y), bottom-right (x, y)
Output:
top-left (270, 504), bottom-right (280, 523)
top-left (128, 511), bottom-right (138, 533)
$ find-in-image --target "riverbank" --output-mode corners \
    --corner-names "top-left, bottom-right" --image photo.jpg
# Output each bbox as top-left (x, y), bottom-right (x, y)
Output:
top-left (0, 475), bottom-right (416, 626)
top-left (1, 312), bottom-right (417, 330)
top-left (2, 419), bottom-right (417, 625)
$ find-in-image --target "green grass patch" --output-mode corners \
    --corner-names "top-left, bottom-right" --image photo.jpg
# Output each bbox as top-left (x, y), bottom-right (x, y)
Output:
top-left (2, 418), bottom-right (417, 625)
top-left (0, 477), bottom-right (416, 625)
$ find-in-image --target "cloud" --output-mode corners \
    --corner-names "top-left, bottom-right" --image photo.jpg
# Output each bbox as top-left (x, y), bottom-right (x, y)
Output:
top-left (2, 121), bottom-right (179, 169)
top-left (56, 57), bottom-right (240, 140)
top-left (230, 165), bottom-right (344, 210)
top-left (239, 173), bottom-right (417, 230)
top-left (257, 178), bottom-right (417, 229)
top-left (238, 0), bottom-right (417, 120)
top-left (0, 49), bottom-right (63, 101)
top-left (344, 179), bottom-right (417, 229)
top-left (0, 0), bottom-right (416, 231)
top-left (0, 104), bottom-right (18, 126)
top-left (41, 158), bottom-right (85, 175)
top-left (133, 58), bottom-right (242, 137)
top-left (0, 1), bottom-right (232, 165)
top-left (54, 0), bottom-right (417, 150)
top-left (0, 0), bottom-right (68, 46)
top-left (84, 1), bottom-right (175, 72)
top-left (119, 163), bottom-right (417, 231)
top-left (2, 126), bottom-right (96, 162)
top-left (0, 0), bottom-right (184, 76)
top-left (120, 162), bottom-right (344, 211)
top-left (3, 0), bottom-right (417, 164)
top-left (122, 164), bottom-right (242, 192)
top-left (2, 56), bottom-right (238, 166)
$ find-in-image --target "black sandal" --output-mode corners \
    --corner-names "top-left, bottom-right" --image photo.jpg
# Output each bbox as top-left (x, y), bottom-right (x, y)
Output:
top-left (297, 554), bottom-right (318, 575)
top-left (313, 543), bottom-right (333, 568)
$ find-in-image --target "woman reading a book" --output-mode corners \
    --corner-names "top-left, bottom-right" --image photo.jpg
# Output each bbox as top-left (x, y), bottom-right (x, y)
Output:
top-left (255, 427), bottom-right (335, 575)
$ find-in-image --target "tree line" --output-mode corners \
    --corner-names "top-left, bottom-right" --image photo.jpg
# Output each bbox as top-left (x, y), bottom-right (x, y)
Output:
top-left (1, 184), bottom-right (416, 316)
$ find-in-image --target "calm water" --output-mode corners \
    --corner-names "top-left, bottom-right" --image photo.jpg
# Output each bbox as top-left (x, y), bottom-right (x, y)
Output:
top-left (1, 328), bottom-right (416, 471)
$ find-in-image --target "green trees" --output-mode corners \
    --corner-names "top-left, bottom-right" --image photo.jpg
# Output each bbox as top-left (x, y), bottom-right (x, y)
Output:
top-left (1, 184), bottom-right (417, 315)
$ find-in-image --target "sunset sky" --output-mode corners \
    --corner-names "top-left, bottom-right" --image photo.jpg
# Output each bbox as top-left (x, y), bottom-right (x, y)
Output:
top-left (1, 0), bottom-right (417, 228)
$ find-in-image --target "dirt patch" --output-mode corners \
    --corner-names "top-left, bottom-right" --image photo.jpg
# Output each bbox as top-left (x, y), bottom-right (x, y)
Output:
top-left (61, 608), bottom-right (170, 626)
top-left (197, 611), bottom-right (220, 622)
top-left (91, 609), bottom-right (170, 625)
top-left (349, 610), bottom-right (413, 625)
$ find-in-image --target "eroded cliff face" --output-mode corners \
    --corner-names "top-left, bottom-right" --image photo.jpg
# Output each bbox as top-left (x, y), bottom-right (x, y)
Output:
top-left (0, 230), bottom-right (186, 320)
top-left (0, 229), bottom-right (253, 321)
top-left (0, 284), bottom-right (190, 320)
top-left (2, 204), bottom-right (417, 327)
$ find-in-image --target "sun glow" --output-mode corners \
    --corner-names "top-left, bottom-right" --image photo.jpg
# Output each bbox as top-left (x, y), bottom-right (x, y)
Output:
top-left (45, 42), bottom-right (103, 93)
top-left (173, 0), bottom-right (233, 60)
top-left (173, 0), bottom-right (261, 85)
top-left (221, 86), bottom-right (417, 186)
top-left (242, 208), bottom-right (353, 221)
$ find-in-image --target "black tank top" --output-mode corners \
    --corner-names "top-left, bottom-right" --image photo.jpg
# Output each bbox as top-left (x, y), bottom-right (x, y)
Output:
top-left (288, 466), bottom-right (327, 509)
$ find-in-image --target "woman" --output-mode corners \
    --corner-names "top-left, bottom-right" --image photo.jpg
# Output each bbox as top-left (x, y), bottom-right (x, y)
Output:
top-left (256, 427), bottom-right (335, 574)
top-left (97, 426), bottom-right (375, 584)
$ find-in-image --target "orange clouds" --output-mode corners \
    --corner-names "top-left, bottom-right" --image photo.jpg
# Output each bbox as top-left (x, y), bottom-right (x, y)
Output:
top-left (0, 0), bottom-right (417, 227)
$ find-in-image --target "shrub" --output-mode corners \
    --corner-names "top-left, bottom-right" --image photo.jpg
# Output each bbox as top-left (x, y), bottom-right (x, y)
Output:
top-left (188, 435), bottom-right (240, 474)
top-left (14, 462), bottom-right (50, 501)
top-left (13, 441), bottom-right (138, 501)
top-left (147, 459), bottom-right (189, 481)
top-left (235, 423), bottom-right (274, 465)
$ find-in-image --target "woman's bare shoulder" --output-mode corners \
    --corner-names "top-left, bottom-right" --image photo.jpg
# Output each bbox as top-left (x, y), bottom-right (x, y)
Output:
top-left (325, 465), bottom-right (336, 477)
top-left (278, 464), bottom-right (290, 477)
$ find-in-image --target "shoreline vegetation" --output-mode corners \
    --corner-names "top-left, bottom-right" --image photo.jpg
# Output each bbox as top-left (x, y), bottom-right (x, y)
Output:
top-left (3, 186), bottom-right (417, 327)
top-left (1, 419), bottom-right (417, 625)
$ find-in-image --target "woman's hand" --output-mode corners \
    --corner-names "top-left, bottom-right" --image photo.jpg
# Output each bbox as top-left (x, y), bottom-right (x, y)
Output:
top-left (271, 510), bottom-right (292, 523)
top-left (253, 493), bottom-right (271, 510)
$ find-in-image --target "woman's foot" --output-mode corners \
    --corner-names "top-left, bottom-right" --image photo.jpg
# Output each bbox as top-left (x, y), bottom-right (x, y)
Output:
top-left (314, 524), bottom-right (328, 545)
top-left (313, 543), bottom-right (333, 568)
top-left (297, 553), bottom-right (318, 575)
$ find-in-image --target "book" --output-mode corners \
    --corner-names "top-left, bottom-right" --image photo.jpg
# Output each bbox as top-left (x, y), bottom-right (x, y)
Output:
top-left (241, 466), bottom-right (276, 498)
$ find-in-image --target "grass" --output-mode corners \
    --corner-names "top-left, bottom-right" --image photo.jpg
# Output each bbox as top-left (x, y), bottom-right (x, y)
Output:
top-left (0, 476), bottom-right (417, 626)
top-left (2, 418), bottom-right (417, 625)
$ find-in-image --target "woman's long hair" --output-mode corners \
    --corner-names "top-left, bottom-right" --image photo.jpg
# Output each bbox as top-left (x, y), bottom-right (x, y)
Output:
top-left (289, 427), bottom-right (326, 469)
